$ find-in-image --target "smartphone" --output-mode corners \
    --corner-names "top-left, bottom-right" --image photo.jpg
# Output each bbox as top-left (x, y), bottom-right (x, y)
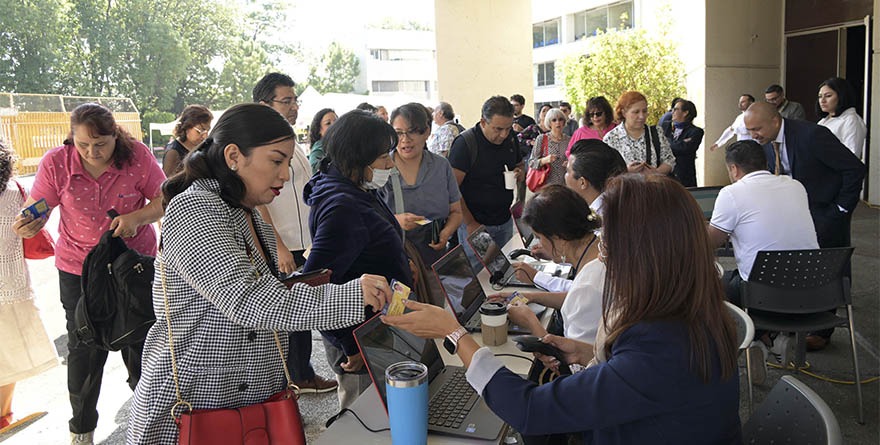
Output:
top-left (21, 198), bottom-right (49, 219)
top-left (430, 220), bottom-right (441, 244)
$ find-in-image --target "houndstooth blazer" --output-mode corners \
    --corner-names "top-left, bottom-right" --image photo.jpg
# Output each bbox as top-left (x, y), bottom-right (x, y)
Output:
top-left (126, 179), bottom-right (364, 444)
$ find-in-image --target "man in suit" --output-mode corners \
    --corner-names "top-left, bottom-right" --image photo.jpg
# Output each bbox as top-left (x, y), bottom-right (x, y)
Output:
top-left (743, 102), bottom-right (866, 350)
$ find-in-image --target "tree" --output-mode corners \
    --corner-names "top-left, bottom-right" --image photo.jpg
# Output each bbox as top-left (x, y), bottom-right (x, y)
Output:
top-left (307, 42), bottom-right (360, 94)
top-left (559, 27), bottom-right (685, 125)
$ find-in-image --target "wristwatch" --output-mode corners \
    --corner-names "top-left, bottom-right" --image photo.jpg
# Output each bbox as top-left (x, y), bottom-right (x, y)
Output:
top-left (443, 326), bottom-right (469, 355)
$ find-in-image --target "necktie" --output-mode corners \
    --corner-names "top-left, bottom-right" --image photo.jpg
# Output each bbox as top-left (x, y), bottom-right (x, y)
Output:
top-left (772, 141), bottom-right (782, 176)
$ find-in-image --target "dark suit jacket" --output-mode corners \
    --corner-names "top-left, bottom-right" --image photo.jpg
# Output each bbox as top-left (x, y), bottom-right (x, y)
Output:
top-left (763, 118), bottom-right (866, 246)
top-left (664, 123), bottom-right (704, 187)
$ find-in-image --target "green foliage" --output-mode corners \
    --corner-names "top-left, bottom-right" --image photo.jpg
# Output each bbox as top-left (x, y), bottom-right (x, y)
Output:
top-left (306, 42), bottom-right (360, 94)
top-left (559, 28), bottom-right (685, 125)
top-left (369, 17), bottom-right (433, 31)
top-left (142, 110), bottom-right (176, 139)
top-left (0, 0), bottom-right (280, 134)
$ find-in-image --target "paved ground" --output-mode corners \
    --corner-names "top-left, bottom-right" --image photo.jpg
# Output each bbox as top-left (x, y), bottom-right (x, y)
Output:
top-left (1, 174), bottom-right (878, 444)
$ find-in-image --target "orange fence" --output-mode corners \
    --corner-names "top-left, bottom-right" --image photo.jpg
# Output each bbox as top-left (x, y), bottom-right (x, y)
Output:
top-left (0, 111), bottom-right (142, 175)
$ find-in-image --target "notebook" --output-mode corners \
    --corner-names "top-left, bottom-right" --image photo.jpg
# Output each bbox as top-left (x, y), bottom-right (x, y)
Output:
top-left (353, 313), bottom-right (506, 440)
top-left (431, 246), bottom-right (544, 334)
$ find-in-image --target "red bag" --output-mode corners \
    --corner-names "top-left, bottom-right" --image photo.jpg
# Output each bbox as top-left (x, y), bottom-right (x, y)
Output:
top-left (526, 135), bottom-right (550, 192)
top-left (175, 388), bottom-right (305, 445)
top-left (160, 256), bottom-right (307, 445)
top-left (14, 181), bottom-right (55, 259)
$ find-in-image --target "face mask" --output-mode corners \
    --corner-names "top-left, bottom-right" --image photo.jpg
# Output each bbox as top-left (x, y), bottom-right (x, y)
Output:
top-left (364, 166), bottom-right (394, 190)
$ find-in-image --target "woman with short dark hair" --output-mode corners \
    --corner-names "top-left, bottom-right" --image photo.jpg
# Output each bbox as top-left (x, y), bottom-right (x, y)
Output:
top-left (307, 108), bottom-right (338, 174)
top-left (303, 109), bottom-right (413, 409)
top-left (816, 77), bottom-right (866, 159)
top-left (665, 99), bottom-right (704, 187)
top-left (162, 105), bottom-right (212, 176)
top-left (567, 96), bottom-right (617, 157)
top-left (381, 102), bottom-right (463, 267)
top-left (127, 104), bottom-right (389, 443)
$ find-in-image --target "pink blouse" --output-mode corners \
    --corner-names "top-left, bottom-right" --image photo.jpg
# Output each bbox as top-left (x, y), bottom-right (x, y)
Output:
top-left (566, 122), bottom-right (618, 157)
top-left (31, 141), bottom-right (166, 275)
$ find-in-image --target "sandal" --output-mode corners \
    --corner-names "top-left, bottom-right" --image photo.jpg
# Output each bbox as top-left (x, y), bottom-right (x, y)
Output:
top-left (0, 413), bottom-right (11, 429)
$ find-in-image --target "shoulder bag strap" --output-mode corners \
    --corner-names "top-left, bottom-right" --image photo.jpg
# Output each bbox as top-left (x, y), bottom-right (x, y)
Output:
top-left (650, 126), bottom-right (662, 168)
top-left (390, 168), bottom-right (406, 244)
top-left (161, 241), bottom-right (297, 421)
top-left (643, 124), bottom-right (653, 166)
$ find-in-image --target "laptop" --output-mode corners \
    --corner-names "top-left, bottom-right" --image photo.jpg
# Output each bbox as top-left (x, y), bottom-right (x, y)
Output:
top-left (509, 202), bottom-right (536, 248)
top-left (431, 246), bottom-right (544, 335)
top-left (466, 226), bottom-right (569, 288)
top-left (687, 186), bottom-right (723, 220)
top-left (353, 313), bottom-right (506, 440)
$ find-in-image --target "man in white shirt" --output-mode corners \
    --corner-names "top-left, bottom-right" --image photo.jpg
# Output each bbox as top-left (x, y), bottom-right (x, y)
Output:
top-left (707, 140), bottom-right (818, 374)
top-left (252, 72), bottom-right (338, 393)
top-left (709, 94), bottom-right (754, 151)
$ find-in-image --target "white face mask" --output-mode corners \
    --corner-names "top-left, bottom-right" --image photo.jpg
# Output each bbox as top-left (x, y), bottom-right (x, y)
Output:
top-left (364, 166), bottom-right (394, 190)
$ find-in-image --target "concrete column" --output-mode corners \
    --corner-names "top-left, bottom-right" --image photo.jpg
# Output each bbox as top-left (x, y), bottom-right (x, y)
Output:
top-left (703, 0), bottom-right (783, 186)
top-left (434, 0), bottom-right (534, 125)
top-left (869, 0), bottom-right (879, 204)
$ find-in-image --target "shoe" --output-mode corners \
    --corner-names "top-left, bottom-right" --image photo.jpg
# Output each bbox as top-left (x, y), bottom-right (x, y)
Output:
top-left (746, 342), bottom-right (767, 386)
top-left (0, 413), bottom-right (10, 429)
top-left (293, 375), bottom-right (338, 394)
top-left (768, 333), bottom-right (791, 365)
top-left (806, 335), bottom-right (829, 351)
top-left (70, 431), bottom-right (94, 445)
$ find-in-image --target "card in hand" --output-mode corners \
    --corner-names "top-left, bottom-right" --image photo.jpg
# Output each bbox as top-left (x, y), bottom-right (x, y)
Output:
top-left (383, 280), bottom-right (411, 316)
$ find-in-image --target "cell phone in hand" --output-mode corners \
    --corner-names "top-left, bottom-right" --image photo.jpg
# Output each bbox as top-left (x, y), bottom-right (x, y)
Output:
top-left (21, 198), bottom-right (49, 219)
top-left (431, 220), bottom-right (441, 244)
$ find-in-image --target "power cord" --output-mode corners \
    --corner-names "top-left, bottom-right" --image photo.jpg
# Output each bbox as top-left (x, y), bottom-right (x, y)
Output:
top-left (494, 353), bottom-right (538, 363)
top-left (767, 361), bottom-right (880, 384)
top-left (325, 408), bottom-right (390, 433)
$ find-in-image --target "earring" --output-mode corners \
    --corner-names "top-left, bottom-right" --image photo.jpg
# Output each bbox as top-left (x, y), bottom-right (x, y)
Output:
top-left (230, 164), bottom-right (237, 171)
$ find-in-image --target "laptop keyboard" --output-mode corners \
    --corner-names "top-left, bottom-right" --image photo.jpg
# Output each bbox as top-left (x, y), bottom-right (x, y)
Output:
top-left (428, 368), bottom-right (479, 429)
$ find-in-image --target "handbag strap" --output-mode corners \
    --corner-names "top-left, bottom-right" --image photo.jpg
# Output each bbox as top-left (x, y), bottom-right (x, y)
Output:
top-left (161, 239), bottom-right (296, 421)
top-left (541, 133), bottom-right (549, 157)
top-left (390, 167), bottom-right (406, 244)
top-left (13, 180), bottom-right (26, 201)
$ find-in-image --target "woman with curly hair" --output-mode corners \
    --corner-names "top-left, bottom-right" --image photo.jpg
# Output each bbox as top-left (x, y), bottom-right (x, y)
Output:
top-left (307, 108), bottom-right (338, 174)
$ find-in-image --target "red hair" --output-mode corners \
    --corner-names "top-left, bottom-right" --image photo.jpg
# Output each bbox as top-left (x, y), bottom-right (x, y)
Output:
top-left (614, 91), bottom-right (648, 122)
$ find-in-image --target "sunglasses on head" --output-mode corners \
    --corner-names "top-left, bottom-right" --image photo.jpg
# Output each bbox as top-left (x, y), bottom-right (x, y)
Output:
top-left (588, 111), bottom-right (604, 118)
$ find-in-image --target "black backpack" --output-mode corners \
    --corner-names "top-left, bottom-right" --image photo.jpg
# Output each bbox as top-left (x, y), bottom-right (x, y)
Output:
top-left (74, 229), bottom-right (156, 351)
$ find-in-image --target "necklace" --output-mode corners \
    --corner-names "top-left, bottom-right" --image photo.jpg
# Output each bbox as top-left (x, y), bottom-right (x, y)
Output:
top-left (569, 235), bottom-right (598, 279)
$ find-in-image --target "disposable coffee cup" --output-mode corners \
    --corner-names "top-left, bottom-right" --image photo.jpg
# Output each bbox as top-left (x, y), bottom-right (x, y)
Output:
top-left (503, 170), bottom-right (516, 190)
top-left (479, 301), bottom-right (508, 346)
top-left (386, 361), bottom-right (429, 445)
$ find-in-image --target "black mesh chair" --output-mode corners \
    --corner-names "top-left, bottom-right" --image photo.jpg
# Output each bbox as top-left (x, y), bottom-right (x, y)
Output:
top-left (743, 375), bottom-right (843, 444)
top-left (740, 247), bottom-right (862, 423)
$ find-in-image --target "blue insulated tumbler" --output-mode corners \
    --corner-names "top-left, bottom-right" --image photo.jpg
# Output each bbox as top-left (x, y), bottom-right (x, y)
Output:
top-left (385, 361), bottom-right (429, 444)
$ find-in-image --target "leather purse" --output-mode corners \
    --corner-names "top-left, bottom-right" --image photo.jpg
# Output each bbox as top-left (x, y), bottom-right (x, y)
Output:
top-left (526, 135), bottom-right (550, 192)
top-left (160, 250), bottom-right (307, 445)
top-left (14, 181), bottom-right (55, 259)
top-left (281, 268), bottom-right (332, 288)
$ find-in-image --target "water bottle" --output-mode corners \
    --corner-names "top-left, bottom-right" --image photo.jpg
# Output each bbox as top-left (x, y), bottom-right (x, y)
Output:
top-left (385, 361), bottom-right (429, 444)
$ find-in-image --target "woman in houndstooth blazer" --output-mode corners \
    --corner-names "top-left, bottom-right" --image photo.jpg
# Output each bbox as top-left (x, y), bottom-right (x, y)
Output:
top-left (126, 104), bottom-right (391, 444)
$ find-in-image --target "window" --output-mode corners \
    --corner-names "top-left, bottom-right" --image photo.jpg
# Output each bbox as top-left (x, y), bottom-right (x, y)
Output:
top-left (536, 62), bottom-right (555, 87)
top-left (532, 19), bottom-right (560, 48)
top-left (372, 80), bottom-right (430, 93)
top-left (573, 1), bottom-right (634, 40)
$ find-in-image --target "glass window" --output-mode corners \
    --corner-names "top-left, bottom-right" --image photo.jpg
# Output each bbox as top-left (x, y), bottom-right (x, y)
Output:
top-left (572, 1), bottom-right (634, 41)
top-left (574, 12), bottom-right (587, 40)
top-left (532, 19), bottom-right (561, 48)
top-left (536, 62), bottom-right (555, 87)
top-left (585, 9), bottom-right (607, 37)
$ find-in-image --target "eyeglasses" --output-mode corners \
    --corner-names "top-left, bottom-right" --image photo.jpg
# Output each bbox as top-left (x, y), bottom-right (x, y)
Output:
top-left (551, 118), bottom-right (566, 122)
top-left (192, 126), bottom-right (209, 135)
top-left (395, 128), bottom-right (424, 139)
top-left (272, 98), bottom-right (301, 107)
top-left (588, 111), bottom-right (604, 118)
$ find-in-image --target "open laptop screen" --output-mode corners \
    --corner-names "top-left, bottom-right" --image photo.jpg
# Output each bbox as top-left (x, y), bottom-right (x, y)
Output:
top-left (467, 227), bottom-right (510, 278)
top-left (432, 247), bottom-right (484, 322)
top-left (354, 314), bottom-right (444, 408)
top-left (687, 186), bottom-right (723, 220)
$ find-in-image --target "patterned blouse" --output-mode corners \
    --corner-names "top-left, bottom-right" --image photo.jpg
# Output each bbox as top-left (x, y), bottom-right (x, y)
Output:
top-left (528, 133), bottom-right (570, 187)
top-left (602, 124), bottom-right (676, 169)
